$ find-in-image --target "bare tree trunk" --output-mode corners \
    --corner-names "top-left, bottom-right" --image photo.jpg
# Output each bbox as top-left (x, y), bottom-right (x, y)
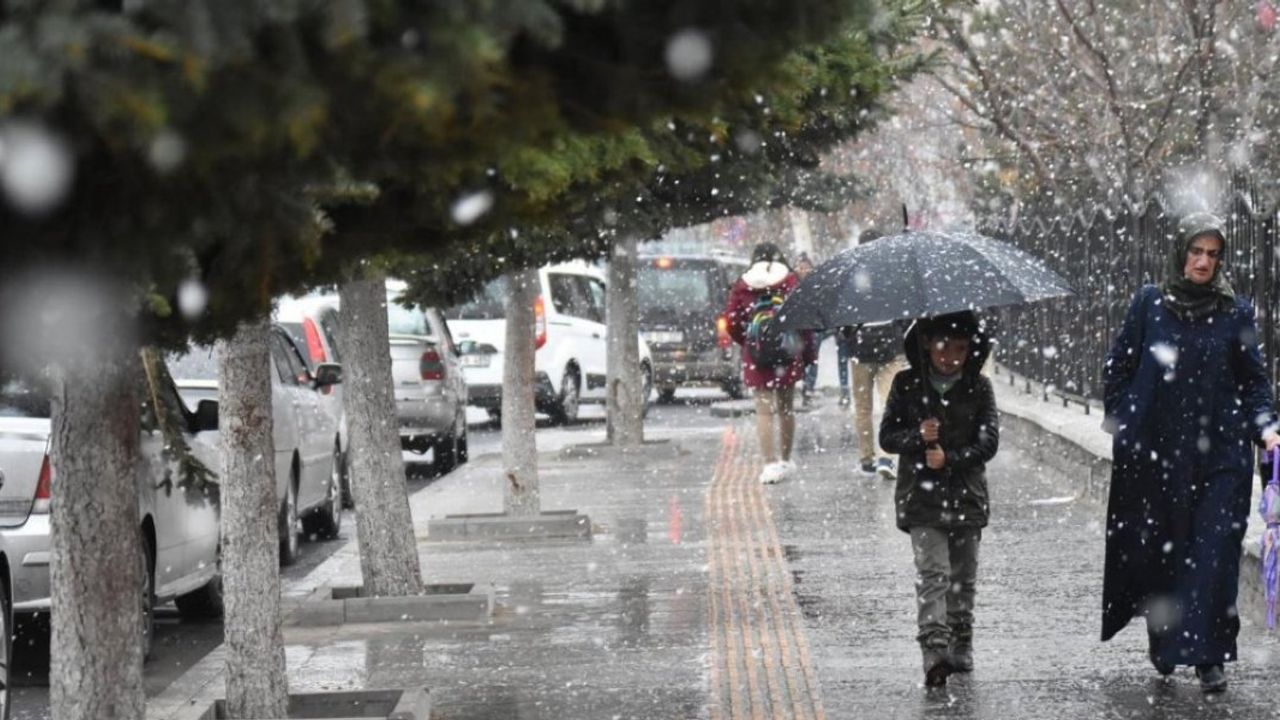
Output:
top-left (606, 236), bottom-right (645, 447)
top-left (502, 268), bottom-right (541, 516)
top-left (219, 318), bottom-right (289, 719)
top-left (50, 344), bottom-right (145, 720)
top-left (338, 273), bottom-right (424, 596)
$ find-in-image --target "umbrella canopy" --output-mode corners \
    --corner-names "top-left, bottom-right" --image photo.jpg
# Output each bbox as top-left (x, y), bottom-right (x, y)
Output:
top-left (777, 230), bottom-right (1075, 330)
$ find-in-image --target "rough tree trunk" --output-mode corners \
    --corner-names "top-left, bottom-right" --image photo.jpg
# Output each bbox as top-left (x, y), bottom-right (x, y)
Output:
top-left (50, 344), bottom-right (145, 720)
top-left (219, 318), bottom-right (289, 718)
top-left (502, 267), bottom-right (541, 516)
top-left (606, 235), bottom-right (645, 447)
top-left (338, 273), bottom-right (424, 596)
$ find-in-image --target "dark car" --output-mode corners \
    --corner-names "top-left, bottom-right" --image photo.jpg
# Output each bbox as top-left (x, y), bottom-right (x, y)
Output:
top-left (637, 253), bottom-right (748, 401)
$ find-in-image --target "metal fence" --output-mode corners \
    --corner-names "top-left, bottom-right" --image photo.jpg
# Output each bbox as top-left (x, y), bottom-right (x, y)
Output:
top-left (988, 193), bottom-right (1280, 409)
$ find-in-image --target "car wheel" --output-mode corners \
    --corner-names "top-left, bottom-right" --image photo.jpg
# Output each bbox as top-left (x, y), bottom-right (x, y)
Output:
top-left (486, 407), bottom-right (502, 425)
top-left (0, 573), bottom-right (11, 720)
top-left (175, 545), bottom-right (224, 621)
top-left (549, 368), bottom-right (580, 425)
top-left (279, 475), bottom-right (301, 566)
top-left (457, 422), bottom-right (469, 465)
top-left (139, 533), bottom-right (155, 661)
top-left (433, 432), bottom-right (457, 475)
top-left (305, 444), bottom-right (342, 540)
top-left (657, 387), bottom-right (677, 404)
top-left (723, 378), bottom-right (745, 400)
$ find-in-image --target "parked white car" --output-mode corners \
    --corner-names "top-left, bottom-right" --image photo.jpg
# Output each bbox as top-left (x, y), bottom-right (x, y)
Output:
top-left (281, 281), bottom-right (469, 473)
top-left (0, 354), bottom-right (223, 696)
top-left (168, 326), bottom-right (343, 566)
top-left (444, 261), bottom-right (653, 423)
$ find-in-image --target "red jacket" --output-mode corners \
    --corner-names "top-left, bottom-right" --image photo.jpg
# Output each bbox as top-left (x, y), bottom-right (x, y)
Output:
top-left (725, 263), bottom-right (816, 389)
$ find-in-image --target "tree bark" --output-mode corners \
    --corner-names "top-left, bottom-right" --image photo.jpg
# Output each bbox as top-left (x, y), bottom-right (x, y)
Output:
top-left (606, 236), bottom-right (645, 447)
top-left (50, 344), bottom-right (145, 720)
top-left (502, 268), bottom-right (541, 516)
top-left (219, 318), bottom-right (289, 719)
top-left (337, 273), bottom-right (424, 596)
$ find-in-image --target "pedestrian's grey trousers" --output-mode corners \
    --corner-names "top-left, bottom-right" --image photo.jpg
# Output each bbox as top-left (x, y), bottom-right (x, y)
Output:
top-left (910, 526), bottom-right (981, 649)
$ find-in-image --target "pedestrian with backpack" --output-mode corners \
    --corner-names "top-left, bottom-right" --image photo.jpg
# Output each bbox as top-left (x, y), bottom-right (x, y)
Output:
top-left (725, 242), bottom-right (815, 484)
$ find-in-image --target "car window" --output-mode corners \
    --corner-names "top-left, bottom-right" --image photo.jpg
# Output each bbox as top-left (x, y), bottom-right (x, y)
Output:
top-left (579, 276), bottom-right (607, 323)
top-left (386, 294), bottom-right (435, 338)
top-left (278, 322), bottom-right (311, 365)
top-left (0, 376), bottom-right (51, 419)
top-left (319, 309), bottom-right (343, 363)
top-left (637, 263), bottom-right (715, 319)
top-left (549, 273), bottom-right (592, 320)
top-left (444, 277), bottom-right (507, 320)
top-left (270, 332), bottom-right (308, 387)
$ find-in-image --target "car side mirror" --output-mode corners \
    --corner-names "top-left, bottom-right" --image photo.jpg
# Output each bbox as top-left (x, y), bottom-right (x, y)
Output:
top-left (193, 399), bottom-right (219, 433)
top-left (313, 362), bottom-right (343, 389)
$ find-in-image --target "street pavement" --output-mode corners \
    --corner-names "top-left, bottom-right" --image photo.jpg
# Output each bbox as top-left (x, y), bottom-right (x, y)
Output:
top-left (21, 381), bottom-right (1280, 720)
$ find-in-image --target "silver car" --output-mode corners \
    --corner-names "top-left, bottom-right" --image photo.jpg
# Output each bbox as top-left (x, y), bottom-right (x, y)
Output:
top-left (0, 355), bottom-right (223, 696)
top-left (169, 327), bottom-right (343, 566)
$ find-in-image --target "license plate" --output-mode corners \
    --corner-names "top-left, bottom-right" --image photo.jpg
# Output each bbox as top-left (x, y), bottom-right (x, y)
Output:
top-left (461, 354), bottom-right (491, 368)
top-left (643, 331), bottom-right (684, 344)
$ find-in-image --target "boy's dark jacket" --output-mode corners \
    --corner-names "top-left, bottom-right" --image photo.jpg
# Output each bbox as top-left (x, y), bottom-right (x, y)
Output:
top-left (879, 319), bottom-right (999, 533)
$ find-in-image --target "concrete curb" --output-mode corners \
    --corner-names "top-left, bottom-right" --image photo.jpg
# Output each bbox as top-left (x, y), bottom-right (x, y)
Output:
top-left (557, 438), bottom-right (685, 461)
top-left (167, 687), bottom-right (431, 720)
top-left (283, 583), bottom-right (493, 626)
top-left (425, 510), bottom-right (592, 541)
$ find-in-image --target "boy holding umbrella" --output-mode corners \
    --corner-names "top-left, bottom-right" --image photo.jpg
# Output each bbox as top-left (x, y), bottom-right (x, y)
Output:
top-left (879, 311), bottom-right (999, 687)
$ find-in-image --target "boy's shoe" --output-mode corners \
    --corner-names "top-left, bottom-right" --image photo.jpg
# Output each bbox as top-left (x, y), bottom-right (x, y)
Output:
top-left (1148, 648), bottom-right (1175, 677)
top-left (1195, 664), bottom-right (1227, 693)
top-left (949, 639), bottom-right (973, 673)
top-left (779, 460), bottom-right (798, 477)
top-left (875, 457), bottom-right (896, 481)
top-left (859, 460), bottom-right (877, 475)
top-left (922, 648), bottom-right (953, 687)
top-left (759, 462), bottom-right (787, 484)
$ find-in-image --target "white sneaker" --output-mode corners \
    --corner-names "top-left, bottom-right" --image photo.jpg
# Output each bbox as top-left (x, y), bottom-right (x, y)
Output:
top-left (759, 462), bottom-right (786, 484)
top-left (780, 460), bottom-right (798, 477)
top-left (875, 457), bottom-right (896, 481)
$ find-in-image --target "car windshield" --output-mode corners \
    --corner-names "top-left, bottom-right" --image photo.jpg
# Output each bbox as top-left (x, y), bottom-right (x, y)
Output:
top-left (167, 344), bottom-right (220, 382)
top-left (637, 263), bottom-right (714, 320)
top-left (386, 294), bottom-right (435, 338)
top-left (444, 277), bottom-right (507, 320)
top-left (0, 376), bottom-right (52, 419)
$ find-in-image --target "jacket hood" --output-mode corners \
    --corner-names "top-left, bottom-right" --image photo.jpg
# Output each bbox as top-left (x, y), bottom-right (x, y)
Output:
top-left (740, 260), bottom-right (792, 290)
top-left (902, 311), bottom-right (993, 376)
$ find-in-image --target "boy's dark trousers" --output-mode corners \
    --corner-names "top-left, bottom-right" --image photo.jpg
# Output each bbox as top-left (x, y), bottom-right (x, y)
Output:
top-left (910, 526), bottom-right (980, 655)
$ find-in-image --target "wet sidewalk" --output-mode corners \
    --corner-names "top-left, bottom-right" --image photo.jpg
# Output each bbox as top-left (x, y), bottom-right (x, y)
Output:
top-left (148, 396), bottom-right (1280, 720)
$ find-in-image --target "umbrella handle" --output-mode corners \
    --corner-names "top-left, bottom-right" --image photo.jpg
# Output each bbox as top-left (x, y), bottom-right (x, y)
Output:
top-left (1273, 447), bottom-right (1279, 485)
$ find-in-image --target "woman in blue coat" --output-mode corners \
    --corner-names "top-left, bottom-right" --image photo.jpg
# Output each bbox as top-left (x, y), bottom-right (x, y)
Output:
top-left (1102, 212), bottom-right (1280, 693)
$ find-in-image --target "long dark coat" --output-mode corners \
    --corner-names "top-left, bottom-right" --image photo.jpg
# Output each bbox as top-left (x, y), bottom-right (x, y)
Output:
top-left (1101, 284), bottom-right (1276, 666)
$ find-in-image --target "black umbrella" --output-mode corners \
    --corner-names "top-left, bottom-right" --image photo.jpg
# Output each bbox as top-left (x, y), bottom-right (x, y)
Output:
top-left (778, 230), bottom-right (1075, 330)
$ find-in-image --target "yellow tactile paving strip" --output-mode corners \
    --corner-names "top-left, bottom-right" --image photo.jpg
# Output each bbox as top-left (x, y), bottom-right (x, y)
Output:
top-left (707, 427), bottom-right (826, 720)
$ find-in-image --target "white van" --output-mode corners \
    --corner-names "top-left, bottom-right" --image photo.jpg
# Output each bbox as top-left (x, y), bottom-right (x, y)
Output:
top-left (444, 262), bottom-right (652, 423)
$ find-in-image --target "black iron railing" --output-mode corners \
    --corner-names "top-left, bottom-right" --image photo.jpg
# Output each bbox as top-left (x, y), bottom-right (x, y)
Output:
top-left (988, 192), bottom-right (1280, 408)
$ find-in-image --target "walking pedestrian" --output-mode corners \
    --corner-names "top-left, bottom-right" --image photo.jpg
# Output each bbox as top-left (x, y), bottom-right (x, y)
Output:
top-left (794, 253), bottom-right (820, 406)
top-left (841, 321), bottom-right (908, 479)
top-left (1101, 212), bottom-right (1280, 693)
top-left (879, 311), bottom-right (998, 686)
top-left (725, 242), bottom-right (815, 484)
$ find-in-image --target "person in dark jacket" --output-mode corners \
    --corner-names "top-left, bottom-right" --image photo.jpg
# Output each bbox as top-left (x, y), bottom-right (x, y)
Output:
top-left (880, 311), bottom-right (998, 687)
top-left (840, 321), bottom-right (908, 478)
top-left (1101, 212), bottom-right (1279, 693)
top-left (725, 242), bottom-right (817, 484)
